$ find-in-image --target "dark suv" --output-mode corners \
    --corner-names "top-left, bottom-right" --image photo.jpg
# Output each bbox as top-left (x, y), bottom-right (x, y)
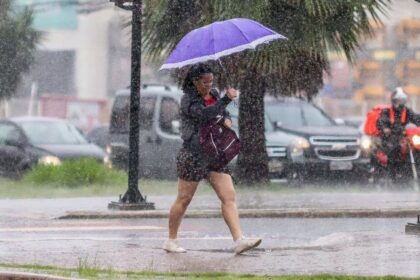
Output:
top-left (262, 97), bottom-right (372, 183)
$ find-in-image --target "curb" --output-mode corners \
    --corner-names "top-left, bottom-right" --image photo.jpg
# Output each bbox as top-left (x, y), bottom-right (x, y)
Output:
top-left (0, 271), bottom-right (82, 280)
top-left (58, 208), bottom-right (420, 219)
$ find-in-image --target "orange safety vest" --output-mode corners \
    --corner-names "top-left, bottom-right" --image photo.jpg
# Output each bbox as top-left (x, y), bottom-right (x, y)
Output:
top-left (389, 106), bottom-right (407, 125)
top-left (364, 105), bottom-right (407, 136)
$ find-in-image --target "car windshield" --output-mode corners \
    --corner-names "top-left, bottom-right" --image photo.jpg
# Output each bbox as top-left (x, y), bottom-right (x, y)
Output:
top-left (265, 102), bottom-right (333, 128)
top-left (18, 121), bottom-right (88, 145)
top-left (226, 103), bottom-right (274, 132)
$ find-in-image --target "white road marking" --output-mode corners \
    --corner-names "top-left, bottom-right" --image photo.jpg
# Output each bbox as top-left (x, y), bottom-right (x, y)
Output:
top-left (0, 236), bottom-right (232, 242)
top-left (0, 225), bottom-right (164, 232)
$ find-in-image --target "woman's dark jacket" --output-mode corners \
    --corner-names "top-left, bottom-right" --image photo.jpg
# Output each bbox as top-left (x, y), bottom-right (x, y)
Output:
top-left (180, 87), bottom-right (232, 152)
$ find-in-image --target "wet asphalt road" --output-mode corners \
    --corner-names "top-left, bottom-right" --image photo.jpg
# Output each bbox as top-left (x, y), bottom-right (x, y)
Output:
top-left (1, 216), bottom-right (420, 277)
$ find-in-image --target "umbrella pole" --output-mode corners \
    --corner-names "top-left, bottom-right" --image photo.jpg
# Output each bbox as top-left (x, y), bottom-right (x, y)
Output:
top-left (217, 59), bottom-right (232, 87)
top-left (217, 60), bottom-right (238, 107)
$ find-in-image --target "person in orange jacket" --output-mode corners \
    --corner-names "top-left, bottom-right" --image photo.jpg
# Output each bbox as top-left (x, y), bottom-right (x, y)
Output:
top-left (376, 87), bottom-right (420, 182)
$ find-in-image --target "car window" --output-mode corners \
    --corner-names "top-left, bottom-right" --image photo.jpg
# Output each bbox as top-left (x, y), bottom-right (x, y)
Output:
top-left (265, 103), bottom-right (333, 128)
top-left (0, 123), bottom-right (22, 144)
top-left (110, 96), bottom-right (130, 133)
top-left (18, 121), bottom-right (88, 145)
top-left (159, 97), bottom-right (180, 134)
top-left (227, 103), bottom-right (273, 132)
top-left (87, 126), bottom-right (107, 139)
top-left (302, 104), bottom-right (333, 126)
top-left (110, 96), bottom-right (156, 133)
top-left (265, 104), bottom-right (303, 127)
top-left (264, 114), bottom-right (274, 131)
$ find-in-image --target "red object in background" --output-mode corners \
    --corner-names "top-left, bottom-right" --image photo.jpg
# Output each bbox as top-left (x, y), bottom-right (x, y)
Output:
top-left (40, 96), bottom-right (108, 132)
top-left (405, 127), bottom-right (420, 149)
top-left (398, 137), bottom-right (409, 161)
top-left (376, 149), bottom-right (388, 167)
top-left (364, 104), bottom-right (389, 136)
top-left (40, 97), bottom-right (68, 119)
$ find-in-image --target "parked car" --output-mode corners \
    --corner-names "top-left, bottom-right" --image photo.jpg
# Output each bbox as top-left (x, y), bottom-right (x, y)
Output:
top-left (0, 116), bottom-right (106, 178)
top-left (86, 124), bottom-right (109, 149)
top-left (108, 85), bottom-right (300, 180)
top-left (227, 104), bottom-right (290, 179)
top-left (262, 98), bottom-right (372, 184)
top-left (108, 85), bottom-right (289, 179)
top-left (109, 84), bottom-right (183, 178)
top-left (108, 85), bottom-right (372, 183)
top-left (335, 116), bottom-right (365, 129)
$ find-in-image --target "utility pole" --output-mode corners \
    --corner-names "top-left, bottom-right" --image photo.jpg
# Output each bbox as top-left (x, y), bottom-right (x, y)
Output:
top-left (108, 0), bottom-right (154, 210)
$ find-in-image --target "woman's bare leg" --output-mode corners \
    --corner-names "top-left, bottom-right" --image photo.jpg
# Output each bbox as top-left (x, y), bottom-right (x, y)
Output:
top-left (168, 179), bottom-right (199, 239)
top-left (207, 171), bottom-right (242, 241)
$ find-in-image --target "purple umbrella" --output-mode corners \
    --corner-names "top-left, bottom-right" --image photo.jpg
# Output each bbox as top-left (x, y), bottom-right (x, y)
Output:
top-left (160, 18), bottom-right (286, 70)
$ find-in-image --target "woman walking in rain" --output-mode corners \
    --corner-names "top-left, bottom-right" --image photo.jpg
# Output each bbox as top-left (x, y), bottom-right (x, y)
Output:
top-left (163, 63), bottom-right (262, 254)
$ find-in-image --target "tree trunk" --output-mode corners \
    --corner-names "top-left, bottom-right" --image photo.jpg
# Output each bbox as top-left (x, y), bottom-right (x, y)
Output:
top-left (235, 71), bottom-right (269, 185)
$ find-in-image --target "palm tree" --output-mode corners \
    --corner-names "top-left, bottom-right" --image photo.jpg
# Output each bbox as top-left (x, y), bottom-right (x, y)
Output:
top-left (143, 0), bottom-right (390, 184)
top-left (0, 0), bottom-right (41, 101)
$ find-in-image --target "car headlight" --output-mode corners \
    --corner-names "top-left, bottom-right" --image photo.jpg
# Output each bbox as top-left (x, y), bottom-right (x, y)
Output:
top-left (105, 145), bottom-right (112, 154)
top-left (103, 154), bottom-right (113, 168)
top-left (412, 135), bottom-right (420, 146)
top-left (38, 155), bottom-right (61, 166)
top-left (291, 137), bottom-right (310, 156)
top-left (360, 136), bottom-right (372, 150)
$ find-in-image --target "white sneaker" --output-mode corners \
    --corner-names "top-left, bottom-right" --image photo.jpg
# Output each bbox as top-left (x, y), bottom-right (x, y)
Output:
top-left (234, 237), bottom-right (262, 254)
top-left (162, 239), bottom-right (187, 253)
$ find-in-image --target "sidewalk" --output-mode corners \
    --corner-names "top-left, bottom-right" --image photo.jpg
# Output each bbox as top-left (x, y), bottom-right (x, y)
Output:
top-left (1, 190), bottom-right (420, 220)
top-left (1, 190), bottom-right (420, 278)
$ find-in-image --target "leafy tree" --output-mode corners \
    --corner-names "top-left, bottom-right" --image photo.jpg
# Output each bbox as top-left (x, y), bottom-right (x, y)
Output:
top-left (143, 0), bottom-right (389, 184)
top-left (0, 0), bottom-right (41, 101)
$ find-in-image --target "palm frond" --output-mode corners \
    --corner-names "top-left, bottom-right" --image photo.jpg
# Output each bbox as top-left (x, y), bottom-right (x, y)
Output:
top-left (142, 0), bottom-right (390, 98)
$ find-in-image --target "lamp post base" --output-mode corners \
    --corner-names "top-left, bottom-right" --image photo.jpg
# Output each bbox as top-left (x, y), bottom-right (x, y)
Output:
top-left (405, 215), bottom-right (420, 234)
top-left (108, 201), bottom-right (155, 210)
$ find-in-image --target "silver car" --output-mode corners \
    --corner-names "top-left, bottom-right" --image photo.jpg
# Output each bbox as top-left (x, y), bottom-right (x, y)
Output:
top-left (108, 84), bottom-right (290, 179)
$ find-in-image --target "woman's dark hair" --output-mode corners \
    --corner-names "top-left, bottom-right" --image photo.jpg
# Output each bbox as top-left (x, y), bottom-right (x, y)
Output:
top-left (182, 63), bottom-right (213, 91)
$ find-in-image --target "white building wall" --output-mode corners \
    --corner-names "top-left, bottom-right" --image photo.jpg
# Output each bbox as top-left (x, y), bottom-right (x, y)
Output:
top-left (76, 9), bottom-right (115, 99)
top-left (36, 7), bottom-right (121, 100)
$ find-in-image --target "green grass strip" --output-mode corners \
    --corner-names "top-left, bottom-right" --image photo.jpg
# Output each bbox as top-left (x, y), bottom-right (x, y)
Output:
top-left (0, 263), bottom-right (419, 280)
top-left (0, 175), bottom-right (379, 199)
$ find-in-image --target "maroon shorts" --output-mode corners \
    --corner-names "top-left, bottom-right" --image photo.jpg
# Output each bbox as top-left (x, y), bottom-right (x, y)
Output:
top-left (176, 148), bottom-right (230, 182)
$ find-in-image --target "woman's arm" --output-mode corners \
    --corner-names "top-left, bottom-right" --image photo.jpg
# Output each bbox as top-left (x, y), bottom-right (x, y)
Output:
top-left (407, 108), bottom-right (420, 126)
top-left (186, 95), bottom-right (231, 122)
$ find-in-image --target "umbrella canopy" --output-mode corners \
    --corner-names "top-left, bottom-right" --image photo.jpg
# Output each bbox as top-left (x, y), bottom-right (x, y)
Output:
top-left (160, 18), bottom-right (286, 70)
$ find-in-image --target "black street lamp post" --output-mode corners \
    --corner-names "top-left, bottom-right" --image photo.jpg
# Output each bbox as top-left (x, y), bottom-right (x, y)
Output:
top-left (108, 0), bottom-right (154, 210)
